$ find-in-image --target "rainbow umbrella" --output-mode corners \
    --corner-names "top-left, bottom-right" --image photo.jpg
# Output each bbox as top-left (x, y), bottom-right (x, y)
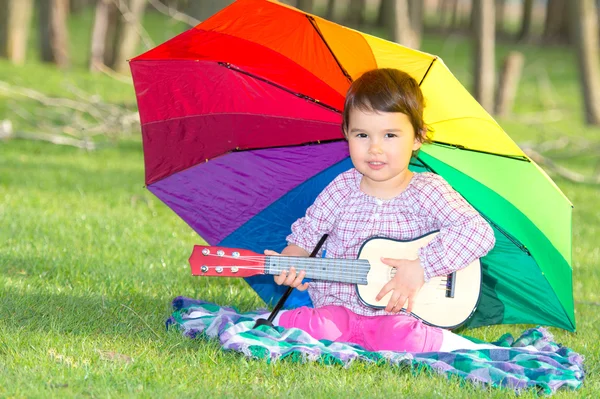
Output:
top-left (130, 0), bottom-right (574, 331)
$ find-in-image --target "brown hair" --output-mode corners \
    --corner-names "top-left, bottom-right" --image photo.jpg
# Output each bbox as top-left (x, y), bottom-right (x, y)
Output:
top-left (342, 68), bottom-right (432, 154)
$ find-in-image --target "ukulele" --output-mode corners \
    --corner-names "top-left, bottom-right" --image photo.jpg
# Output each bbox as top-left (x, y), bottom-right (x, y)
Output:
top-left (189, 231), bottom-right (481, 329)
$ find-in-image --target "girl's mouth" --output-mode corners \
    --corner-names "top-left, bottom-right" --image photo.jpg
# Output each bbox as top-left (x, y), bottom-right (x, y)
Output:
top-left (368, 161), bottom-right (385, 170)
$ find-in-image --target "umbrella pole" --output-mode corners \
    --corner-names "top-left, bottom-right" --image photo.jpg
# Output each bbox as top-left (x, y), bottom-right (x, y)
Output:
top-left (253, 234), bottom-right (329, 329)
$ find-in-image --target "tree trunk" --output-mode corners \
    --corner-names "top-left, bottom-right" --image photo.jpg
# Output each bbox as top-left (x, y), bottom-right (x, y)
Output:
top-left (0, 0), bottom-right (34, 65)
top-left (392, 0), bottom-right (418, 48)
top-left (377, 0), bottom-right (394, 29)
top-left (569, 0), bottom-right (600, 125)
top-left (495, 52), bottom-right (524, 117)
top-left (543, 0), bottom-right (569, 43)
top-left (450, 0), bottom-right (460, 29)
top-left (473, 0), bottom-right (495, 113)
top-left (297, 0), bottom-right (313, 13)
top-left (110, 0), bottom-right (147, 73)
top-left (517, 0), bottom-right (533, 41)
top-left (325, 0), bottom-right (336, 21)
top-left (408, 0), bottom-right (423, 48)
top-left (495, 0), bottom-right (506, 34)
top-left (39, 0), bottom-right (70, 68)
top-left (89, 0), bottom-right (112, 72)
top-left (438, 0), bottom-right (450, 28)
top-left (102, 1), bottom-right (119, 67)
top-left (70, 0), bottom-right (94, 13)
top-left (345, 0), bottom-right (365, 28)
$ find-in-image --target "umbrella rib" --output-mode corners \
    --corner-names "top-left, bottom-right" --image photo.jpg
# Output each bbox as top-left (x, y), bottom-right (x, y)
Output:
top-left (431, 141), bottom-right (530, 162)
top-left (305, 15), bottom-right (353, 84)
top-left (218, 62), bottom-right (342, 115)
top-left (419, 57), bottom-right (437, 86)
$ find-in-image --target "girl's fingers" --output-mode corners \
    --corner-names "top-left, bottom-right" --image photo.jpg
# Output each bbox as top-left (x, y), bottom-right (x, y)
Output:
top-left (297, 282), bottom-right (310, 291)
top-left (376, 281), bottom-right (394, 301)
top-left (283, 267), bottom-right (298, 286)
top-left (385, 290), bottom-right (402, 313)
top-left (275, 268), bottom-right (308, 289)
top-left (291, 270), bottom-right (306, 288)
top-left (392, 296), bottom-right (408, 314)
top-left (274, 270), bottom-right (289, 285)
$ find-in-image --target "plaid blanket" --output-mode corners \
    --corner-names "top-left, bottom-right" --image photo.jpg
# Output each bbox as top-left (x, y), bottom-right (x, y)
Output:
top-left (167, 297), bottom-right (584, 395)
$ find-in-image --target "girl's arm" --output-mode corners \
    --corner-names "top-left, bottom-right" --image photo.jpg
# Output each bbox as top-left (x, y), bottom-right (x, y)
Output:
top-left (417, 174), bottom-right (496, 281)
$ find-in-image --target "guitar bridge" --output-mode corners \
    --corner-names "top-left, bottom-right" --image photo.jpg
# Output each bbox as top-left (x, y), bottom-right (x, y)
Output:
top-left (445, 272), bottom-right (456, 298)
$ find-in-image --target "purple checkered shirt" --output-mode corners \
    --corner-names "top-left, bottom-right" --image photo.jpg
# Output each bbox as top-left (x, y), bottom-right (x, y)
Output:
top-left (286, 168), bottom-right (495, 316)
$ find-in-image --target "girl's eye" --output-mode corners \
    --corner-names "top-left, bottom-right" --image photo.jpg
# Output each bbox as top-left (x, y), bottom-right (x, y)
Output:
top-left (356, 133), bottom-right (367, 138)
top-left (385, 133), bottom-right (397, 138)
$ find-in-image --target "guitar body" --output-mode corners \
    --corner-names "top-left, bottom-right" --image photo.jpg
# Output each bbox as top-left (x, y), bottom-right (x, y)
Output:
top-left (356, 233), bottom-right (481, 329)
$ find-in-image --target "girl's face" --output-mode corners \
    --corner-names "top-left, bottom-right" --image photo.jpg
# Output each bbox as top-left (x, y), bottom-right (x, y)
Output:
top-left (345, 107), bottom-right (422, 198)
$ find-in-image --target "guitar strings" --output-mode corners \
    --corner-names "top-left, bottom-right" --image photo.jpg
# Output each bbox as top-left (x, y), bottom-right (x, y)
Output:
top-left (196, 253), bottom-right (453, 289)
top-left (199, 253), bottom-right (374, 269)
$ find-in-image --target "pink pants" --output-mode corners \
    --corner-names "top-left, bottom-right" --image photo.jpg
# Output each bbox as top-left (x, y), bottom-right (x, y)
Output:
top-left (279, 305), bottom-right (443, 353)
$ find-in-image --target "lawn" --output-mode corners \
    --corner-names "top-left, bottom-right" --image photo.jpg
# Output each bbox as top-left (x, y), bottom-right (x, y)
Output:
top-left (1, 8), bottom-right (599, 398)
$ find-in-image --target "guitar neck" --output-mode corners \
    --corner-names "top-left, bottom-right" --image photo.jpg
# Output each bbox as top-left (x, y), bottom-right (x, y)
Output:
top-left (264, 256), bottom-right (369, 285)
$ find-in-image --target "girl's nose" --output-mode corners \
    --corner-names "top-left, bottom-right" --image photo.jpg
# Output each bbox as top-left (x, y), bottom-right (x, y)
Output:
top-left (369, 143), bottom-right (383, 154)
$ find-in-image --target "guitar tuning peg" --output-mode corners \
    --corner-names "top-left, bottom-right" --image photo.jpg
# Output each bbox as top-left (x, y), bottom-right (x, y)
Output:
top-left (217, 250), bottom-right (225, 257)
top-left (202, 248), bottom-right (210, 256)
top-left (232, 251), bottom-right (240, 257)
top-left (201, 265), bottom-right (208, 273)
top-left (231, 267), bottom-right (239, 273)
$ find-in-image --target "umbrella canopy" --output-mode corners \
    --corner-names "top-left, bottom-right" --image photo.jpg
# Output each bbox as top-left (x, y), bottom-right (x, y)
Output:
top-left (130, 0), bottom-right (574, 331)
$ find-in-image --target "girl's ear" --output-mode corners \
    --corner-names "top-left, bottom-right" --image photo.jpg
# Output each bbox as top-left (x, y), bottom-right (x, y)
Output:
top-left (412, 137), bottom-right (423, 151)
top-left (412, 127), bottom-right (427, 151)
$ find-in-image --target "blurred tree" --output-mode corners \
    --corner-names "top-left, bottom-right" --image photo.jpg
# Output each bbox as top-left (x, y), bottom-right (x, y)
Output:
top-left (449, 0), bottom-right (460, 30)
top-left (495, 0), bottom-right (506, 34)
top-left (89, 0), bottom-right (113, 72)
top-left (70, 0), bottom-right (95, 13)
top-left (569, 0), bottom-right (600, 125)
top-left (473, 0), bottom-right (495, 112)
top-left (345, 0), bottom-right (365, 28)
top-left (377, 0), bottom-right (393, 28)
top-left (495, 51), bottom-right (524, 116)
top-left (378, 0), bottom-right (421, 48)
top-left (543, 0), bottom-right (569, 44)
top-left (111, 0), bottom-right (148, 73)
top-left (517, 0), bottom-right (533, 41)
top-left (297, 0), bottom-right (314, 13)
top-left (39, 0), bottom-right (70, 69)
top-left (408, 0), bottom-right (423, 44)
top-left (325, 0), bottom-right (335, 21)
top-left (0, 0), bottom-right (34, 65)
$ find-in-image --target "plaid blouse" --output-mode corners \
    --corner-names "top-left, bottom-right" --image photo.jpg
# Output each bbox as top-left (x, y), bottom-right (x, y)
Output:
top-left (286, 168), bottom-right (495, 316)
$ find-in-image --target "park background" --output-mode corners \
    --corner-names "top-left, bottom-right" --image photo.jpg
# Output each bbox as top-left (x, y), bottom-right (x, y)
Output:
top-left (1, 0), bottom-right (599, 397)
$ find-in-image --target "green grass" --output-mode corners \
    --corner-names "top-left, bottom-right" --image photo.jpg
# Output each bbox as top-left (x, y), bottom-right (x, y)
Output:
top-left (1, 10), bottom-right (599, 398)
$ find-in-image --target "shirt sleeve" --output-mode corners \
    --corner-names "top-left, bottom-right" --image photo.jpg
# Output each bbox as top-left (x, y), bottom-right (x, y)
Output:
top-left (286, 179), bottom-right (341, 254)
top-left (416, 174), bottom-right (496, 281)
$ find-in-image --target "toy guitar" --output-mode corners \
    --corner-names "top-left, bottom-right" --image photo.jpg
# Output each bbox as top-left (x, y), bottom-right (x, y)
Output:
top-left (189, 232), bottom-right (481, 329)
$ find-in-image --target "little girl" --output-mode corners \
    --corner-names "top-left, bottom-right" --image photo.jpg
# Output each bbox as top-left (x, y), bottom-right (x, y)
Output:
top-left (264, 68), bottom-right (497, 353)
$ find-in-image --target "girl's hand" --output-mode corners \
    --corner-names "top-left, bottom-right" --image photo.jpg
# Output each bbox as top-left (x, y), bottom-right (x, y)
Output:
top-left (264, 249), bottom-right (310, 291)
top-left (375, 258), bottom-right (425, 314)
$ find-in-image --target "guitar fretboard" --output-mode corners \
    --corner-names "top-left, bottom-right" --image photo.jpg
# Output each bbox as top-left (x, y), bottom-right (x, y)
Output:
top-left (265, 256), bottom-right (370, 285)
